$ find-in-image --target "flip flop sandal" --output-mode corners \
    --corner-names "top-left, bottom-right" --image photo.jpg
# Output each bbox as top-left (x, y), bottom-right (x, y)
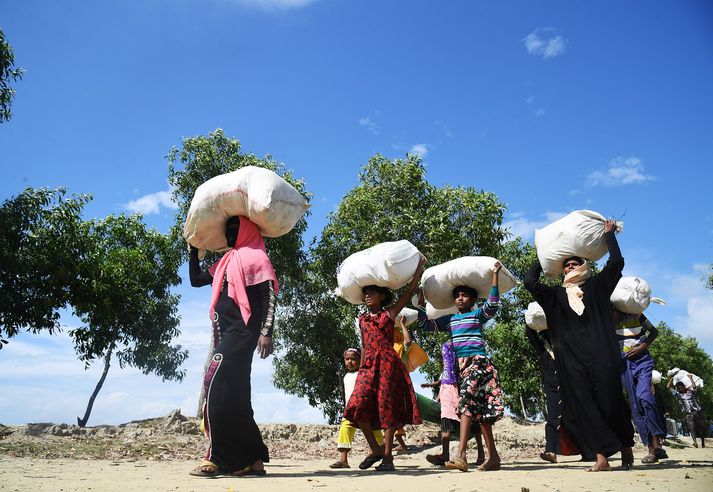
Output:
top-left (445, 458), bottom-right (469, 472)
top-left (231, 467), bottom-right (267, 477)
top-left (375, 461), bottom-right (395, 472)
top-left (654, 448), bottom-right (668, 459)
top-left (189, 464), bottom-right (220, 477)
top-left (640, 454), bottom-right (658, 464)
top-left (329, 461), bottom-right (351, 469)
top-left (478, 462), bottom-right (501, 472)
top-left (358, 454), bottom-right (384, 470)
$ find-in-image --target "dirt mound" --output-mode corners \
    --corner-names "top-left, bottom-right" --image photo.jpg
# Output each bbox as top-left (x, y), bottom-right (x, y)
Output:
top-left (0, 410), bottom-right (550, 462)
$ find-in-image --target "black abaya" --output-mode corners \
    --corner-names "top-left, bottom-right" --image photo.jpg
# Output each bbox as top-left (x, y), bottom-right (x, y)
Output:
top-left (524, 231), bottom-right (634, 457)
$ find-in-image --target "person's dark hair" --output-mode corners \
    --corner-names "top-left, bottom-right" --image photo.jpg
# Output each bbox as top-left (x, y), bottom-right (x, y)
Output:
top-left (362, 285), bottom-right (394, 308)
top-left (452, 285), bottom-right (478, 299)
top-left (562, 256), bottom-right (584, 267)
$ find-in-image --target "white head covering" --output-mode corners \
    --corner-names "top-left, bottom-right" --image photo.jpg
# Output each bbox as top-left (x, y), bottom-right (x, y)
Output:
top-left (562, 260), bottom-right (592, 316)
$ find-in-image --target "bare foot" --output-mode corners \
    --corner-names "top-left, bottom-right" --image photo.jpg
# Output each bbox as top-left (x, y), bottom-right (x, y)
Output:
top-left (478, 458), bottom-right (501, 471)
top-left (540, 452), bottom-right (557, 463)
top-left (588, 460), bottom-right (612, 472)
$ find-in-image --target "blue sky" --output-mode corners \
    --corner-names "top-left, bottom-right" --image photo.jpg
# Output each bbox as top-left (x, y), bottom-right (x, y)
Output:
top-left (1, 0), bottom-right (712, 425)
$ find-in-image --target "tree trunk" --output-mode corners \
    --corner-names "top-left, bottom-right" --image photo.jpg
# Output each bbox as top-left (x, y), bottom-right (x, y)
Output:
top-left (520, 393), bottom-right (529, 420)
top-left (77, 347), bottom-right (113, 427)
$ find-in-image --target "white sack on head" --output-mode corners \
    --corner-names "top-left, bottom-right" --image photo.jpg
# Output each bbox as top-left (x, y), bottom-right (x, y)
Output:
top-left (667, 367), bottom-right (680, 377)
top-left (336, 240), bottom-right (421, 305)
top-left (184, 166), bottom-right (310, 251)
top-left (651, 370), bottom-right (662, 385)
top-left (611, 276), bottom-right (655, 314)
top-left (534, 210), bottom-right (623, 277)
top-left (409, 295), bottom-right (459, 320)
top-left (396, 307), bottom-right (419, 326)
top-left (421, 256), bottom-right (517, 310)
top-left (525, 301), bottom-right (548, 332)
top-left (673, 369), bottom-right (704, 389)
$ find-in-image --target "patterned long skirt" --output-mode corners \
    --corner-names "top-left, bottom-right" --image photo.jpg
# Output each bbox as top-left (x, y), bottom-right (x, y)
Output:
top-left (456, 355), bottom-right (504, 424)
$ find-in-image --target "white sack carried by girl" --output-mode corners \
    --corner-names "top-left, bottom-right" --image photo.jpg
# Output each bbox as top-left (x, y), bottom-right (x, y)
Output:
top-left (534, 210), bottom-right (623, 277)
top-left (420, 256), bottom-right (517, 310)
top-left (184, 166), bottom-right (310, 251)
top-left (672, 369), bottom-right (704, 389)
top-left (396, 307), bottom-right (419, 326)
top-left (409, 295), bottom-right (459, 319)
top-left (525, 301), bottom-right (548, 332)
top-left (610, 276), bottom-right (667, 314)
top-left (336, 240), bottom-right (421, 305)
top-left (651, 370), bottom-right (662, 385)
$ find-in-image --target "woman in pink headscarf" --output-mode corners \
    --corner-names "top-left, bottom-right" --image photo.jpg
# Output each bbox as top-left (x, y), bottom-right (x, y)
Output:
top-left (188, 216), bottom-right (278, 478)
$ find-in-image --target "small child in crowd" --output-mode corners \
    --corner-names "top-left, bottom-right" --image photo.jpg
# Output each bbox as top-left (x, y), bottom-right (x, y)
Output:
top-left (330, 348), bottom-right (384, 468)
top-left (421, 340), bottom-right (484, 467)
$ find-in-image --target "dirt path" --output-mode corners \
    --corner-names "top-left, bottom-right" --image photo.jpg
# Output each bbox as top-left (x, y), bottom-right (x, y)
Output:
top-left (2, 446), bottom-right (712, 492)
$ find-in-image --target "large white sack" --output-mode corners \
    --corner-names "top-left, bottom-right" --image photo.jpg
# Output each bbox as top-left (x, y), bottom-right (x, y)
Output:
top-left (396, 307), bottom-right (419, 326)
top-left (409, 295), bottom-right (459, 320)
top-left (336, 240), bottom-right (421, 305)
top-left (611, 276), bottom-right (666, 314)
top-left (525, 301), bottom-right (548, 332)
top-left (184, 166), bottom-right (310, 251)
top-left (651, 370), bottom-right (662, 385)
top-left (421, 256), bottom-right (517, 310)
top-left (673, 369), bottom-right (704, 389)
top-left (534, 210), bottom-right (623, 277)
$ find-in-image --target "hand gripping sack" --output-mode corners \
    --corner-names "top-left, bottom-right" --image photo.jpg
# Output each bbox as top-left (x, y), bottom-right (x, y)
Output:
top-left (525, 301), bottom-right (548, 332)
top-left (396, 307), bottom-right (419, 326)
top-left (534, 210), bottom-right (623, 277)
top-left (610, 276), bottom-right (666, 314)
top-left (421, 256), bottom-right (517, 310)
top-left (336, 240), bottom-right (421, 305)
top-left (183, 166), bottom-right (310, 251)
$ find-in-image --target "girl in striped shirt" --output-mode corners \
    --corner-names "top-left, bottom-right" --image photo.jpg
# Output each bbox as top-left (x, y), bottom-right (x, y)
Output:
top-left (417, 261), bottom-right (504, 472)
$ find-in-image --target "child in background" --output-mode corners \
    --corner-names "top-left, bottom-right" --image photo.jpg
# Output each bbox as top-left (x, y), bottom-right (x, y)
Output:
top-left (668, 374), bottom-right (707, 448)
top-left (422, 340), bottom-right (485, 467)
top-left (330, 348), bottom-right (385, 468)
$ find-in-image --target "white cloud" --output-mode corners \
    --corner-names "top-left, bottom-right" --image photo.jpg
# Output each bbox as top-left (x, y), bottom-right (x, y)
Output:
top-left (124, 189), bottom-right (177, 215)
top-left (534, 108), bottom-right (546, 117)
top-left (358, 115), bottom-right (379, 135)
top-left (523, 28), bottom-right (567, 60)
top-left (586, 156), bottom-right (655, 187)
top-left (503, 211), bottom-right (567, 240)
top-left (434, 120), bottom-right (454, 138)
top-left (409, 143), bottom-right (430, 158)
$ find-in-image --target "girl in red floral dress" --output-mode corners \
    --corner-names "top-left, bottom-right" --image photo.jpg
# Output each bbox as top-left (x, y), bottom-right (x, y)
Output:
top-left (343, 254), bottom-right (427, 472)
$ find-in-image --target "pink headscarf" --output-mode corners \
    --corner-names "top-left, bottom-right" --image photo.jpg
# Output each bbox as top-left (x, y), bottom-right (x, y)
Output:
top-left (208, 216), bottom-right (279, 324)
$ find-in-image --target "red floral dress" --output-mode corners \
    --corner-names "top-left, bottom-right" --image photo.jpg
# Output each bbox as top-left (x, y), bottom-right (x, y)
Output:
top-left (343, 310), bottom-right (422, 429)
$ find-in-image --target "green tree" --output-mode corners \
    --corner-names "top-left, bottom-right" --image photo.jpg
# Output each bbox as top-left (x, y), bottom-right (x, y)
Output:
top-left (274, 153), bottom-right (524, 423)
top-left (0, 28), bottom-right (24, 123)
top-left (166, 128), bottom-right (311, 305)
top-left (0, 188), bottom-right (90, 347)
top-left (647, 321), bottom-right (713, 422)
top-left (70, 214), bottom-right (187, 426)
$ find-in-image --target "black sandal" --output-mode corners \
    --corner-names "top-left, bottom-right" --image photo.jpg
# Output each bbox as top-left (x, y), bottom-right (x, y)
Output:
top-left (375, 461), bottom-right (395, 472)
top-left (358, 454), bottom-right (384, 470)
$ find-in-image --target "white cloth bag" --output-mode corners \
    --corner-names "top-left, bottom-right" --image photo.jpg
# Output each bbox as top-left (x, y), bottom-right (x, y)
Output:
top-left (183, 166), bottom-right (310, 251)
top-left (336, 240), bottom-right (421, 305)
top-left (535, 210), bottom-right (623, 277)
top-left (610, 276), bottom-right (666, 314)
top-left (525, 301), bottom-right (548, 332)
top-left (420, 256), bottom-right (517, 310)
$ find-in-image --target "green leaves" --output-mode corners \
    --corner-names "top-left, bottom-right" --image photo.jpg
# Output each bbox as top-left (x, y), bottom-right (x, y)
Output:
top-left (0, 29), bottom-right (24, 123)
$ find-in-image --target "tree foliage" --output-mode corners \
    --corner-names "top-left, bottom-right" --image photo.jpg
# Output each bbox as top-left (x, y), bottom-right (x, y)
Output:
top-left (167, 128), bottom-right (311, 305)
top-left (647, 321), bottom-right (713, 421)
top-left (0, 188), bottom-right (90, 340)
top-left (0, 28), bottom-right (24, 123)
top-left (274, 153), bottom-right (525, 423)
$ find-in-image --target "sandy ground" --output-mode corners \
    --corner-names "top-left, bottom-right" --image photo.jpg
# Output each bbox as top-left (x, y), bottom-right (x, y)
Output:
top-left (2, 446), bottom-right (712, 492)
